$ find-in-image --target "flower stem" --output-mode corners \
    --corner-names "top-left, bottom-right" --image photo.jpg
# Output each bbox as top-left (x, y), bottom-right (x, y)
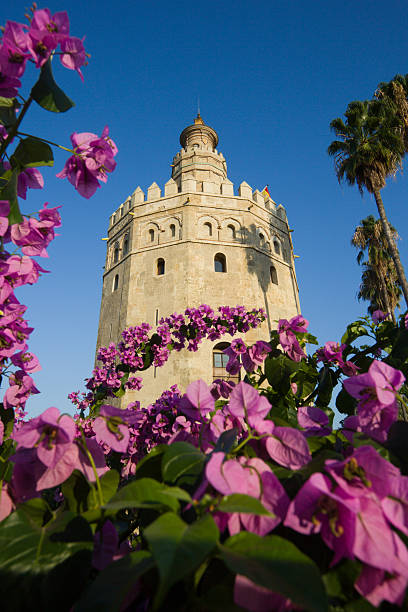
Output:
top-left (16, 131), bottom-right (74, 154)
top-left (79, 434), bottom-right (104, 506)
top-left (0, 95), bottom-right (33, 159)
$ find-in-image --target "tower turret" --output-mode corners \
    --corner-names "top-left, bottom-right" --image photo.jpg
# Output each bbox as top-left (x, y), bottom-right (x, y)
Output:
top-left (171, 114), bottom-right (227, 190)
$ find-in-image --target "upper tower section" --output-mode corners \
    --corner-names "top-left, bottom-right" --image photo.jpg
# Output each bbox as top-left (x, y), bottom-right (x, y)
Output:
top-left (171, 114), bottom-right (228, 191)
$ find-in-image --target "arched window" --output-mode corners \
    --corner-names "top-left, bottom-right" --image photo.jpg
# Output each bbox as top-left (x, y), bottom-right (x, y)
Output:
top-left (213, 342), bottom-right (240, 383)
top-left (157, 258), bottom-right (165, 275)
top-left (227, 224), bottom-right (236, 240)
top-left (214, 253), bottom-right (226, 273)
top-left (259, 232), bottom-right (265, 244)
top-left (149, 229), bottom-right (155, 242)
top-left (113, 274), bottom-right (119, 291)
top-left (204, 222), bottom-right (213, 237)
top-left (270, 265), bottom-right (278, 285)
top-left (113, 243), bottom-right (119, 263)
top-left (274, 239), bottom-right (281, 255)
top-left (123, 234), bottom-right (129, 256)
top-left (170, 224), bottom-right (176, 238)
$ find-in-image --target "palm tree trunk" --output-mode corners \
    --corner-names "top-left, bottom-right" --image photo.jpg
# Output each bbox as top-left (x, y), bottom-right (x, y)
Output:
top-left (373, 189), bottom-right (408, 310)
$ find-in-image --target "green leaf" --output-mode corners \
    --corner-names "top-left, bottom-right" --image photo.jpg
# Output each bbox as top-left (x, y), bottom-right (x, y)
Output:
top-left (219, 532), bottom-right (328, 612)
top-left (0, 405), bottom-right (15, 440)
top-left (161, 442), bottom-right (205, 486)
top-left (217, 494), bottom-right (274, 516)
top-left (74, 550), bottom-right (154, 612)
top-left (31, 58), bottom-right (75, 113)
top-left (103, 477), bottom-right (190, 512)
top-left (135, 444), bottom-right (167, 480)
top-left (62, 470), bottom-right (92, 514)
top-left (144, 512), bottom-right (219, 609)
top-left (0, 97), bottom-right (20, 129)
top-left (0, 510), bottom-right (92, 612)
top-left (388, 328), bottom-right (408, 362)
top-left (0, 170), bottom-right (22, 224)
top-left (336, 386), bottom-right (357, 416)
top-left (98, 468), bottom-right (119, 504)
top-left (18, 498), bottom-right (52, 527)
top-left (341, 322), bottom-right (368, 345)
top-left (10, 137), bottom-right (54, 169)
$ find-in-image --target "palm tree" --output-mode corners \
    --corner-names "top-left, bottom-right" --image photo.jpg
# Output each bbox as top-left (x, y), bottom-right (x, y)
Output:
top-left (328, 99), bottom-right (408, 309)
top-left (352, 215), bottom-right (401, 321)
top-left (376, 74), bottom-right (408, 151)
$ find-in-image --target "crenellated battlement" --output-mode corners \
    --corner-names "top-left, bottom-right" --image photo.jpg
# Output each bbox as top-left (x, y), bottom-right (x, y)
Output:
top-left (109, 179), bottom-right (286, 227)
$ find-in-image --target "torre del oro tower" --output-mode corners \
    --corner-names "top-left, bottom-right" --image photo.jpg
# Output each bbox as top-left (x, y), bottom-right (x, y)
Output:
top-left (96, 115), bottom-right (300, 406)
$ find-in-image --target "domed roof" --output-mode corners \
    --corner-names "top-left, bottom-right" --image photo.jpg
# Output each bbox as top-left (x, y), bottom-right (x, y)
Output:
top-left (179, 114), bottom-right (219, 150)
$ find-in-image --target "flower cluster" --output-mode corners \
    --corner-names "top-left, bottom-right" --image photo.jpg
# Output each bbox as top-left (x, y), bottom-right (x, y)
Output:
top-left (57, 126), bottom-right (118, 198)
top-left (0, 7), bottom-right (86, 97)
top-left (76, 305), bottom-right (266, 409)
top-left (286, 446), bottom-right (408, 607)
top-left (0, 202), bottom-right (61, 411)
top-left (277, 314), bottom-right (309, 361)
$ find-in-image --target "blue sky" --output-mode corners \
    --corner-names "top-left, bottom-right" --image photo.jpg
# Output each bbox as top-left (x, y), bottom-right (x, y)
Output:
top-left (2, 0), bottom-right (408, 415)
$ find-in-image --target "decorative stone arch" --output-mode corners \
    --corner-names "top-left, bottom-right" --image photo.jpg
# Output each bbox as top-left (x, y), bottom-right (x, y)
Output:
top-left (272, 235), bottom-right (282, 256)
top-left (220, 217), bottom-right (241, 242)
top-left (256, 226), bottom-right (270, 251)
top-left (162, 216), bottom-right (182, 241)
top-left (143, 221), bottom-right (160, 246)
top-left (198, 215), bottom-right (218, 239)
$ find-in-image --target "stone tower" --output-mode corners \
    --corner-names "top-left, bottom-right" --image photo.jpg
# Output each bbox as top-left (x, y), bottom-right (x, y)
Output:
top-left (96, 115), bottom-right (300, 406)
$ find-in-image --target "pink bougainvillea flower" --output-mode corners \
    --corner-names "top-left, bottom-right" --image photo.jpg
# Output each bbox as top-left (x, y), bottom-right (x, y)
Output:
top-left (0, 200), bottom-right (9, 236)
top-left (185, 379), bottom-right (215, 415)
top-left (381, 476), bottom-right (408, 537)
top-left (285, 472), bottom-right (359, 564)
top-left (3, 370), bottom-right (39, 410)
top-left (324, 445), bottom-right (400, 500)
top-left (17, 167), bottom-right (44, 199)
top-left (297, 405), bottom-right (331, 437)
top-left (57, 127), bottom-right (117, 198)
top-left (206, 453), bottom-right (289, 536)
top-left (0, 21), bottom-right (30, 78)
top-left (210, 378), bottom-right (235, 400)
top-left (264, 425), bottom-right (311, 469)
top-left (355, 560), bottom-right (408, 608)
top-left (92, 520), bottom-right (131, 571)
top-left (10, 350), bottom-right (41, 373)
top-left (59, 36), bottom-right (86, 80)
top-left (0, 71), bottom-right (21, 98)
top-left (343, 360), bottom-right (405, 410)
top-left (26, 9), bottom-right (70, 67)
top-left (242, 340), bottom-right (271, 373)
top-left (93, 404), bottom-right (141, 453)
top-left (0, 485), bottom-right (14, 522)
top-left (13, 406), bottom-right (76, 468)
top-left (227, 381), bottom-right (271, 426)
top-left (277, 315), bottom-right (309, 362)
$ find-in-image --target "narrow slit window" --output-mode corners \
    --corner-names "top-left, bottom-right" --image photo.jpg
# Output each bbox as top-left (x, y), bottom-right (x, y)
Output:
top-left (274, 240), bottom-right (281, 255)
top-left (170, 224), bottom-right (176, 238)
top-left (113, 243), bottom-right (119, 263)
top-left (214, 253), bottom-right (226, 273)
top-left (113, 274), bottom-right (119, 291)
top-left (123, 234), bottom-right (129, 256)
top-left (149, 228), bottom-right (155, 242)
top-left (157, 258), bottom-right (165, 275)
top-left (270, 265), bottom-right (278, 285)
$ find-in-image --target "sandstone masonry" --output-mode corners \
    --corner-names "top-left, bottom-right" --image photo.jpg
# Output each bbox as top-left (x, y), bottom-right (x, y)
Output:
top-left (96, 115), bottom-right (300, 406)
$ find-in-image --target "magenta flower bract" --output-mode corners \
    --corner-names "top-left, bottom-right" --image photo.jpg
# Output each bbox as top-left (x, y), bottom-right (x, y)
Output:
top-left (13, 406), bottom-right (76, 468)
top-left (343, 360), bottom-right (405, 409)
top-left (57, 127), bottom-right (117, 198)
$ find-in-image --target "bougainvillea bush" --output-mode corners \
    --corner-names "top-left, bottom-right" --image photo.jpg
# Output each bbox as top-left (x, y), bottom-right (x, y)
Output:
top-left (1, 7), bottom-right (408, 612)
